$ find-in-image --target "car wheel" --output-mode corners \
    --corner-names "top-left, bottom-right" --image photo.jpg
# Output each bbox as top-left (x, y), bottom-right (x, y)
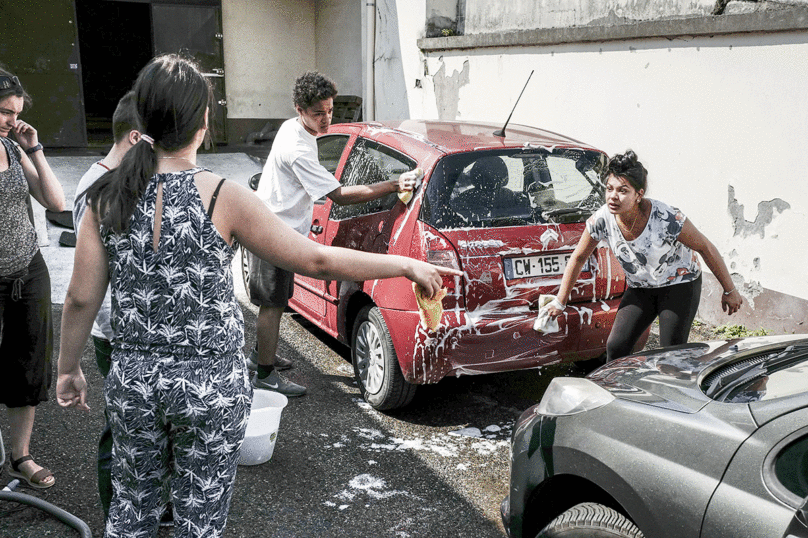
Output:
top-left (352, 305), bottom-right (417, 411)
top-left (537, 503), bottom-right (644, 538)
top-left (240, 246), bottom-right (252, 302)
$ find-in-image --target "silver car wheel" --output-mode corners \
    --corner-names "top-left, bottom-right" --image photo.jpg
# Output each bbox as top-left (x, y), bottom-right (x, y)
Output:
top-left (351, 305), bottom-right (417, 410)
top-left (355, 319), bottom-right (384, 395)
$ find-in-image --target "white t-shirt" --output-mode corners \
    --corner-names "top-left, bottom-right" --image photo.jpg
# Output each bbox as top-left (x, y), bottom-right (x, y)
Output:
top-left (73, 161), bottom-right (114, 340)
top-left (255, 117), bottom-right (341, 235)
top-left (586, 199), bottom-right (701, 288)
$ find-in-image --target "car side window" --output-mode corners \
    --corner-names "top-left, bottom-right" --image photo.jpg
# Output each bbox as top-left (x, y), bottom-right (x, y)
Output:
top-left (775, 434), bottom-right (808, 499)
top-left (330, 137), bottom-right (415, 220)
top-left (315, 134), bottom-right (351, 204)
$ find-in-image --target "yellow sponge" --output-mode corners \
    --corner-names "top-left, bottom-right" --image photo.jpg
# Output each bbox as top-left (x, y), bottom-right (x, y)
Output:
top-left (398, 167), bottom-right (424, 205)
top-left (413, 282), bottom-right (447, 331)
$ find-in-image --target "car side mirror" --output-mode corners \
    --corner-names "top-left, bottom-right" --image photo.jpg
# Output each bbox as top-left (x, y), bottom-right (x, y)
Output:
top-left (248, 172), bottom-right (261, 191)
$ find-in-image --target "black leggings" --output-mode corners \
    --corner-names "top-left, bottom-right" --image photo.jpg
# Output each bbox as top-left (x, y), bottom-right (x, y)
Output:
top-left (607, 275), bottom-right (701, 361)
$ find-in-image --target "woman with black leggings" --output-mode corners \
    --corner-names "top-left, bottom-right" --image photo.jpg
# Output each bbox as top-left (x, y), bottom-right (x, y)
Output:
top-left (546, 150), bottom-right (743, 361)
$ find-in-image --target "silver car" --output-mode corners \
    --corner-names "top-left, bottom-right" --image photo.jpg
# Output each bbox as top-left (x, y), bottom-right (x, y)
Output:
top-left (502, 334), bottom-right (808, 538)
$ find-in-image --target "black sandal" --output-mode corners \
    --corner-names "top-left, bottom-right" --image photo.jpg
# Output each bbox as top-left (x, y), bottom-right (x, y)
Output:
top-left (8, 455), bottom-right (55, 489)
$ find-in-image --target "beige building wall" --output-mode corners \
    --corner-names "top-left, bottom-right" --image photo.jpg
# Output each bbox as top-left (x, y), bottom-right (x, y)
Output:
top-left (221, 0), bottom-right (316, 140)
top-left (221, 0), bottom-right (363, 140)
top-left (315, 0), bottom-right (363, 99)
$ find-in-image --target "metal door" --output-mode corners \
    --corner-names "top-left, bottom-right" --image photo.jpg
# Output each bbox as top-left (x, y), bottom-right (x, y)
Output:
top-left (151, 4), bottom-right (227, 144)
top-left (0, 0), bottom-right (87, 147)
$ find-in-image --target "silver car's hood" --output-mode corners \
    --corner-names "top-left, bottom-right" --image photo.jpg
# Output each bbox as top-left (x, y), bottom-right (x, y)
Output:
top-left (586, 335), bottom-right (808, 413)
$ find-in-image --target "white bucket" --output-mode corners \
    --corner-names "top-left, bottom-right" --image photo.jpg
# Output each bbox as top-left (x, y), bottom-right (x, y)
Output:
top-left (239, 390), bottom-right (288, 466)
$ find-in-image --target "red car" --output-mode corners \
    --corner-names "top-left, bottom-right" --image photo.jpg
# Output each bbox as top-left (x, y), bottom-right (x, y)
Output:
top-left (243, 120), bottom-right (646, 410)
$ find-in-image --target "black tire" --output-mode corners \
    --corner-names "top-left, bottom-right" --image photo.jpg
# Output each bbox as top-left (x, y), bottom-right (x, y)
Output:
top-left (537, 503), bottom-right (644, 538)
top-left (240, 246), bottom-right (252, 302)
top-left (351, 305), bottom-right (417, 410)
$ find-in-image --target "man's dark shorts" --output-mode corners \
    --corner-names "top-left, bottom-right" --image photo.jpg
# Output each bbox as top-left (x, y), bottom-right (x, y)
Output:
top-left (247, 252), bottom-right (295, 308)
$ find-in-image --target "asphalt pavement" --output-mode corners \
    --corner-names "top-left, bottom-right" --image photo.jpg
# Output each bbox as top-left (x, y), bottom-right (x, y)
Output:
top-left (0, 150), bottom-right (703, 537)
top-left (0, 151), bottom-right (560, 537)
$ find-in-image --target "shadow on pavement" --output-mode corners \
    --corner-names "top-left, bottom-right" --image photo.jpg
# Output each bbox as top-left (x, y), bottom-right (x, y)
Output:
top-left (1, 303), bottom-right (510, 538)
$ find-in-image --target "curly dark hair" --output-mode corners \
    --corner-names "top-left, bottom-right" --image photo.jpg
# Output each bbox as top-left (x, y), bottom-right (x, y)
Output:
top-left (293, 71), bottom-right (337, 110)
top-left (606, 149), bottom-right (647, 193)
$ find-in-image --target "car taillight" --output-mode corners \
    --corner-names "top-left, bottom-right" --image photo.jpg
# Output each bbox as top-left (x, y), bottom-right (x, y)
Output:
top-left (427, 249), bottom-right (461, 291)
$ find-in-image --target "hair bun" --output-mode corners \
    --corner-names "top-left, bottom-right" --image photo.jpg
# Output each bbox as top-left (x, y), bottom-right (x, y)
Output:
top-left (606, 149), bottom-right (647, 192)
top-left (612, 150), bottom-right (637, 172)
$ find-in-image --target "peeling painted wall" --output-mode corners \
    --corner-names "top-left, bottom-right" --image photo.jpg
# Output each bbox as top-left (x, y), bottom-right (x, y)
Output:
top-left (220, 0), bottom-right (807, 332)
top-left (372, 4), bottom-right (808, 332)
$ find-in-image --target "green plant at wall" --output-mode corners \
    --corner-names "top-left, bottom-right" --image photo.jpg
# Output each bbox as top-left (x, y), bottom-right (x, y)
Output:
top-left (712, 323), bottom-right (770, 338)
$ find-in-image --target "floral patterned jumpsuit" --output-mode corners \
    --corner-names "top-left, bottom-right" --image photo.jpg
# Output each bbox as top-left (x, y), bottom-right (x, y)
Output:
top-left (102, 168), bottom-right (251, 538)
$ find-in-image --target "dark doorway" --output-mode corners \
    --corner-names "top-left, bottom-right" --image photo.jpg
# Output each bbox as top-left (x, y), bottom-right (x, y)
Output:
top-left (152, 3), bottom-right (227, 144)
top-left (76, 0), bottom-right (153, 147)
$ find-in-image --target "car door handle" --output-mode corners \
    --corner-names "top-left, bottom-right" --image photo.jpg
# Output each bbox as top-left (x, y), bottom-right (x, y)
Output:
top-left (310, 224), bottom-right (324, 235)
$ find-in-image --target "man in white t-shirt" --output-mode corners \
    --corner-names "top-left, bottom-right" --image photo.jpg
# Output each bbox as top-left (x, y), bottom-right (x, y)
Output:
top-left (249, 72), bottom-right (417, 396)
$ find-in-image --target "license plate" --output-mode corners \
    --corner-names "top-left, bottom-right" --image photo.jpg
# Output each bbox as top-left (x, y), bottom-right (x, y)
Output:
top-left (503, 253), bottom-right (585, 279)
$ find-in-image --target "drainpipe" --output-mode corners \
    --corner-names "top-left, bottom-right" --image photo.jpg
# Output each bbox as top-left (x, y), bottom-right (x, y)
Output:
top-left (365, 1), bottom-right (376, 121)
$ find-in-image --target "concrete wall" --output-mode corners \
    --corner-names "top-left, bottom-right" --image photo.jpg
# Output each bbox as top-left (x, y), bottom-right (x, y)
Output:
top-left (222, 0), bottom-right (315, 120)
top-left (462, 0), bottom-right (717, 32)
top-left (376, 5), bottom-right (808, 333)
top-left (372, 0), bottom-right (422, 120)
top-left (218, 0), bottom-right (806, 333)
top-left (315, 0), bottom-right (363, 99)
top-left (222, 0), bottom-right (363, 142)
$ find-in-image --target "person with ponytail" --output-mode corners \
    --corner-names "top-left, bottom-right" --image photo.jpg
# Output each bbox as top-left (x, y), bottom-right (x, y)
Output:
top-left (545, 150), bottom-right (742, 362)
top-left (0, 67), bottom-right (65, 489)
top-left (55, 54), bottom-right (460, 537)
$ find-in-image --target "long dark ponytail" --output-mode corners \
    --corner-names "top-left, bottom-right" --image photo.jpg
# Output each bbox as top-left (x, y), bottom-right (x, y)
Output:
top-left (89, 54), bottom-right (212, 233)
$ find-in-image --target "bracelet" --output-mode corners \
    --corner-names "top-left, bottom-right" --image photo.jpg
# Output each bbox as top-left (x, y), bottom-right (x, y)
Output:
top-left (723, 287), bottom-right (736, 296)
top-left (25, 143), bottom-right (43, 155)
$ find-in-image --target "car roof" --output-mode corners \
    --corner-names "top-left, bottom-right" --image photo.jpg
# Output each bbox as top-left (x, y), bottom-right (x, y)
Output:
top-left (328, 120), bottom-right (600, 156)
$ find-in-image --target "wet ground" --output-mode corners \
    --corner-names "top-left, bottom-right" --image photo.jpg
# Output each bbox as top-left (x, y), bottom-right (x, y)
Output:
top-left (0, 297), bottom-right (555, 538)
top-left (0, 151), bottom-right (720, 537)
top-left (0, 293), bottom-right (716, 538)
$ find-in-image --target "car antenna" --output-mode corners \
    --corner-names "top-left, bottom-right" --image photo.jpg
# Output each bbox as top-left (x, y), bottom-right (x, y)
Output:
top-left (493, 70), bottom-right (534, 138)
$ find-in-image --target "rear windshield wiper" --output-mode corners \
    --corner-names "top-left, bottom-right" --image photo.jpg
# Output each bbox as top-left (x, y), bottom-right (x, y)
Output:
top-left (542, 206), bottom-right (593, 219)
top-left (488, 216), bottom-right (528, 227)
top-left (705, 348), bottom-right (808, 400)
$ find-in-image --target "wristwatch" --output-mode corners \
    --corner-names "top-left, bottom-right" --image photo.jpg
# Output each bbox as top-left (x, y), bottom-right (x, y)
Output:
top-left (25, 143), bottom-right (43, 155)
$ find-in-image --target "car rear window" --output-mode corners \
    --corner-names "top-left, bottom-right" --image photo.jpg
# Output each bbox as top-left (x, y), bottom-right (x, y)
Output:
top-left (421, 148), bottom-right (606, 230)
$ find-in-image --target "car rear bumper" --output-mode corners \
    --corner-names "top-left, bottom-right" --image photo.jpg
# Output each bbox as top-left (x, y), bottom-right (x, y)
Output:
top-left (380, 298), bottom-right (622, 384)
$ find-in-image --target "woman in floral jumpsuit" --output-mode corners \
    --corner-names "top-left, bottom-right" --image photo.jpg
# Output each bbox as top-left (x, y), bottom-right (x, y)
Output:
top-left (56, 54), bottom-right (460, 537)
